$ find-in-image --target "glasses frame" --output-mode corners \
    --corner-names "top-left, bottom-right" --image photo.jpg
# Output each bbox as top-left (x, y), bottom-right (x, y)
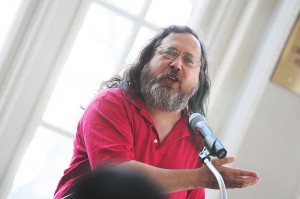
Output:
top-left (155, 46), bottom-right (201, 68)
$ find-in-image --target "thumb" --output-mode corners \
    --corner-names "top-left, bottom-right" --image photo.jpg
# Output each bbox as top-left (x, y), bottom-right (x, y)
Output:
top-left (211, 156), bottom-right (236, 166)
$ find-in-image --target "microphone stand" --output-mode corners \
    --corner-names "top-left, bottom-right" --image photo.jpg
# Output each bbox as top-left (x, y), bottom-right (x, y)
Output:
top-left (199, 147), bottom-right (227, 199)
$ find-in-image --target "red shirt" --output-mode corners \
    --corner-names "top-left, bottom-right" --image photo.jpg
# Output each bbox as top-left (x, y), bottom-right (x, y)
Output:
top-left (54, 88), bottom-right (205, 199)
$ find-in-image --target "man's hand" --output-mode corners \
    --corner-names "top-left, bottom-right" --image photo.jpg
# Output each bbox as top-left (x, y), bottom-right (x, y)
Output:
top-left (197, 156), bottom-right (260, 189)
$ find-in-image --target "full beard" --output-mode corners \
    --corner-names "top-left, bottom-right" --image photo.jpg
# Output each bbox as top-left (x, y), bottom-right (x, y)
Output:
top-left (140, 66), bottom-right (198, 112)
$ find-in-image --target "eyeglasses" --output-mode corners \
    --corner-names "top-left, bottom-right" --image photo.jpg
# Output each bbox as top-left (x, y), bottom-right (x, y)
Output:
top-left (156, 46), bottom-right (201, 68)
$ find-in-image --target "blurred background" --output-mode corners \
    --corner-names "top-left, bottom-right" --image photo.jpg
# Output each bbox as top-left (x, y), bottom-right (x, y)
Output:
top-left (0, 0), bottom-right (300, 198)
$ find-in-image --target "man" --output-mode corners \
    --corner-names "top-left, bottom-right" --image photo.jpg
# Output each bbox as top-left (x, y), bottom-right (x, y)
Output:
top-left (54, 25), bottom-right (260, 199)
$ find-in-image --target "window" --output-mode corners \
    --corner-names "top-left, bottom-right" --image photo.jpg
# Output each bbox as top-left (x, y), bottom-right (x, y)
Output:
top-left (7, 0), bottom-right (198, 198)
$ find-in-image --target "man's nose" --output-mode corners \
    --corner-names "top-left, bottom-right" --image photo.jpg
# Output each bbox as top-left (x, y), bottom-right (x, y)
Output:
top-left (170, 56), bottom-right (183, 71)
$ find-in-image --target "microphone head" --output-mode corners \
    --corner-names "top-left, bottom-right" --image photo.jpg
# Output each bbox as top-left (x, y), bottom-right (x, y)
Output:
top-left (189, 113), bottom-right (227, 159)
top-left (189, 113), bottom-right (206, 130)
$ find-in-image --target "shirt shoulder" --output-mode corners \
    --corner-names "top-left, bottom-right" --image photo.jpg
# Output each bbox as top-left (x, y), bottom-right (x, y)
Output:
top-left (90, 88), bottom-right (144, 111)
top-left (95, 88), bottom-right (125, 101)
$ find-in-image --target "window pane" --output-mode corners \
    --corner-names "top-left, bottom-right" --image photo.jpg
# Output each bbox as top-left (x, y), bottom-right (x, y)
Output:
top-left (126, 26), bottom-right (155, 64)
top-left (42, 3), bottom-right (134, 133)
top-left (0, 0), bottom-right (24, 56)
top-left (7, 1), bottom-right (196, 198)
top-left (145, 0), bottom-right (194, 27)
top-left (99, 0), bottom-right (146, 16)
top-left (7, 126), bottom-right (74, 199)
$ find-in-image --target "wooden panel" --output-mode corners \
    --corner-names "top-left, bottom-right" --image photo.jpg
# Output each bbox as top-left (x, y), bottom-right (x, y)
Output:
top-left (272, 14), bottom-right (300, 95)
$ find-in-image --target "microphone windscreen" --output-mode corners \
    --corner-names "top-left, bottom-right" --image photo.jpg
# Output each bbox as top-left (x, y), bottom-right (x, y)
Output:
top-left (188, 113), bottom-right (206, 130)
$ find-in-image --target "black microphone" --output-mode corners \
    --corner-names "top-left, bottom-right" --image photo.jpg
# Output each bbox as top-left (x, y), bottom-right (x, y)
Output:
top-left (189, 113), bottom-right (227, 159)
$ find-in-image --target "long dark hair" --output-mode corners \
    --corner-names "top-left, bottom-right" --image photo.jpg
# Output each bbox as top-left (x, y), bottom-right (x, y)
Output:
top-left (101, 25), bottom-right (210, 116)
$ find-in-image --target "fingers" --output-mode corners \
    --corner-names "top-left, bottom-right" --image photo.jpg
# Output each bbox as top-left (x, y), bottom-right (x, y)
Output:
top-left (206, 174), bottom-right (261, 189)
top-left (207, 156), bottom-right (261, 189)
top-left (223, 175), bottom-right (261, 189)
top-left (211, 157), bottom-right (258, 178)
top-left (221, 167), bottom-right (261, 189)
top-left (220, 167), bottom-right (258, 178)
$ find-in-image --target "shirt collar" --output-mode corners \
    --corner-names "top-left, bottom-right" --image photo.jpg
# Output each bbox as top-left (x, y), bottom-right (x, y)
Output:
top-left (122, 89), bottom-right (191, 139)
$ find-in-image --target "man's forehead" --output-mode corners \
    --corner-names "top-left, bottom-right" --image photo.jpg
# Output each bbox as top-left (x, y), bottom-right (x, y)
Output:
top-left (160, 33), bottom-right (201, 55)
top-left (162, 32), bottom-right (199, 42)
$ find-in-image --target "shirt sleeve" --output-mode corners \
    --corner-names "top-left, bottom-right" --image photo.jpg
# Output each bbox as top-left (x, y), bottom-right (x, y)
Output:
top-left (78, 89), bottom-right (134, 169)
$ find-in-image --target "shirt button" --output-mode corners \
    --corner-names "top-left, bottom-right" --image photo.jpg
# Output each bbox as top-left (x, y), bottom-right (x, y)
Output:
top-left (154, 139), bottom-right (158, 143)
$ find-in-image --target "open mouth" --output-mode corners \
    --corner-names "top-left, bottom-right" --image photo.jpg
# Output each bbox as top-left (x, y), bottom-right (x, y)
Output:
top-left (167, 76), bottom-right (179, 82)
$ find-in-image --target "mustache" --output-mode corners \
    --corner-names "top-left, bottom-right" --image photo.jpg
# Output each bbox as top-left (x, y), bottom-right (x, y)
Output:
top-left (156, 68), bottom-right (182, 82)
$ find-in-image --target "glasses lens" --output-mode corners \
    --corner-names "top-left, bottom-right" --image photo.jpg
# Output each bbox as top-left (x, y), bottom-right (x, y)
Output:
top-left (162, 47), bottom-right (178, 59)
top-left (158, 47), bottom-right (200, 67)
top-left (183, 54), bottom-right (197, 67)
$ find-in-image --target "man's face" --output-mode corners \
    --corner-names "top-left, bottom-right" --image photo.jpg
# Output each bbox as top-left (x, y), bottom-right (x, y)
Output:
top-left (140, 33), bottom-right (202, 112)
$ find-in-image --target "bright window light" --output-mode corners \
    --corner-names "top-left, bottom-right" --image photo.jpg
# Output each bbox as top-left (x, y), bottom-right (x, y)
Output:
top-left (145, 0), bottom-right (194, 27)
top-left (43, 3), bottom-right (134, 134)
top-left (99, 0), bottom-right (147, 16)
top-left (7, 0), bottom-right (198, 198)
top-left (7, 126), bottom-right (73, 199)
top-left (0, 0), bottom-right (23, 56)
